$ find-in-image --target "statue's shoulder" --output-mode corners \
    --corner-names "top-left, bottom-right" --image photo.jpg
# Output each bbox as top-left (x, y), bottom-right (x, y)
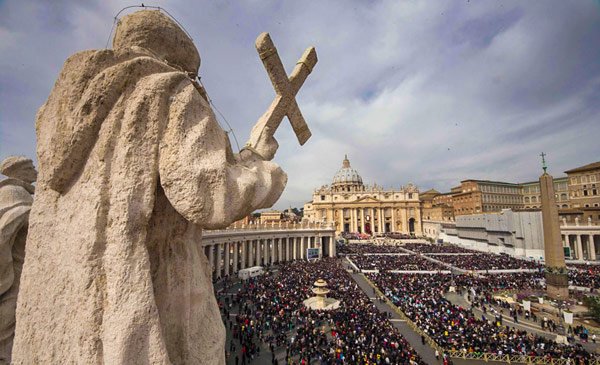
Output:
top-left (0, 178), bottom-right (34, 195)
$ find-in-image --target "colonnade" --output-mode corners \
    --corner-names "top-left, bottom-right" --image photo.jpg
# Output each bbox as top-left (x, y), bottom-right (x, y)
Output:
top-left (563, 233), bottom-right (599, 261)
top-left (202, 230), bottom-right (336, 278)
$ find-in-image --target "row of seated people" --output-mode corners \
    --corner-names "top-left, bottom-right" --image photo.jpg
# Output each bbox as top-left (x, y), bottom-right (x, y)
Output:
top-left (337, 242), bottom-right (406, 254)
top-left (367, 272), bottom-right (596, 361)
top-left (383, 233), bottom-right (415, 240)
top-left (568, 262), bottom-right (600, 272)
top-left (403, 242), bottom-right (480, 254)
top-left (428, 253), bottom-right (542, 270)
top-left (351, 254), bottom-right (447, 271)
top-left (232, 258), bottom-right (426, 364)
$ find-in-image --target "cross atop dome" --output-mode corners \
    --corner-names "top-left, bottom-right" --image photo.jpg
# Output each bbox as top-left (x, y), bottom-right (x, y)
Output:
top-left (342, 154), bottom-right (350, 168)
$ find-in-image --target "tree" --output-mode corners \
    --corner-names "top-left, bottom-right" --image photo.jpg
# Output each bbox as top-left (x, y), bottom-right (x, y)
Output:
top-left (583, 296), bottom-right (600, 321)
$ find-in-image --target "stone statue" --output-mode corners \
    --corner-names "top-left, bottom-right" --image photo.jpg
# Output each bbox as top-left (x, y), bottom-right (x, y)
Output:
top-left (12, 10), bottom-right (298, 365)
top-left (0, 157), bottom-right (36, 364)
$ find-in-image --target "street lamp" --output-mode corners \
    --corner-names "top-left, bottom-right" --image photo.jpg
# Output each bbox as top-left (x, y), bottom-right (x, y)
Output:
top-left (555, 294), bottom-right (566, 338)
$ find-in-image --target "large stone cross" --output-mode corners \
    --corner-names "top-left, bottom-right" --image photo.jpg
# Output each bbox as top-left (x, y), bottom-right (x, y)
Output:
top-left (244, 33), bottom-right (317, 160)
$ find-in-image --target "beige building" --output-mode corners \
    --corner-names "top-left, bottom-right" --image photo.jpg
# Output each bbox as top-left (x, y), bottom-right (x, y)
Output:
top-left (565, 161), bottom-right (600, 209)
top-left (521, 177), bottom-right (569, 210)
top-left (304, 156), bottom-right (422, 235)
top-left (421, 189), bottom-right (455, 222)
top-left (452, 180), bottom-right (522, 216)
top-left (260, 210), bottom-right (283, 224)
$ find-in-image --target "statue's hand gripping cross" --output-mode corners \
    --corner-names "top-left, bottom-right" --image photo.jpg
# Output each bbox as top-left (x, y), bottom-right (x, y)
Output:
top-left (242, 32), bottom-right (317, 161)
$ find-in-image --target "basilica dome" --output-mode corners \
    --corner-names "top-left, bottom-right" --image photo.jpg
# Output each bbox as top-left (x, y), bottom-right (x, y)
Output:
top-left (332, 155), bottom-right (363, 185)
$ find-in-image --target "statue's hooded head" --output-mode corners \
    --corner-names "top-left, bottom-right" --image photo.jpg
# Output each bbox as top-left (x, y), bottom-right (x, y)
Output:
top-left (1, 156), bottom-right (37, 184)
top-left (113, 10), bottom-right (201, 76)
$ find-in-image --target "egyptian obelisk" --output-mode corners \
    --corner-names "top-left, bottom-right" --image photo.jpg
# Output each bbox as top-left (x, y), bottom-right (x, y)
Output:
top-left (540, 153), bottom-right (569, 299)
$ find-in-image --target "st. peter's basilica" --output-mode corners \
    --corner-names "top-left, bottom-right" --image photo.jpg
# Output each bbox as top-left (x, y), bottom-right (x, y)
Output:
top-left (303, 156), bottom-right (422, 235)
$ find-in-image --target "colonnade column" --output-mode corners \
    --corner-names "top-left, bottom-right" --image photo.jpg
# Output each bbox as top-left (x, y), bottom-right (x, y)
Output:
top-left (576, 235), bottom-right (583, 260)
top-left (317, 236), bottom-right (322, 258)
top-left (391, 208), bottom-right (396, 233)
top-left (270, 239), bottom-right (276, 265)
top-left (248, 240), bottom-right (254, 267)
top-left (278, 238), bottom-right (283, 262)
top-left (255, 240), bottom-right (261, 267)
top-left (240, 241), bottom-right (246, 270)
top-left (588, 234), bottom-right (596, 260)
top-left (208, 244), bottom-right (214, 275)
top-left (232, 241), bottom-right (239, 273)
top-left (293, 237), bottom-right (298, 260)
top-left (224, 242), bottom-right (230, 277)
top-left (330, 234), bottom-right (336, 257)
top-left (263, 239), bottom-right (269, 266)
top-left (215, 243), bottom-right (222, 278)
top-left (378, 208), bottom-right (383, 233)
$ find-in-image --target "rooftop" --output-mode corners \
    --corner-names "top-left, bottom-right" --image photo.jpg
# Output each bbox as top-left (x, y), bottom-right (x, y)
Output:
top-left (460, 179), bottom-right (521, 187)
top-left (564, 161), bottom-right (600, 174)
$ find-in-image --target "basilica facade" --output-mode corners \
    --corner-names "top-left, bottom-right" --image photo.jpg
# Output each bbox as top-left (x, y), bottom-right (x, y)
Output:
top-left (303, 156), bottom-right (422, 235)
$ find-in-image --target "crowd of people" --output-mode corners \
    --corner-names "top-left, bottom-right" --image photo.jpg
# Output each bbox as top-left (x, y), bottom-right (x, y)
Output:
top-left (350, 254), bottom-right (446, 271)
top-left (427, 253), bottom-right (542, 271)
top-left (402, 243), bottom-right (479, 254)
top-left (568, 269), bottom-right (600, 289)
top-left (337, 242), bottom-right (406, 255)
top-left (568, 263), bottom-right (600, 272)
top-left (367, 272), bottom-right (597, 361)
top-left (227, 258), bottom-right (426, 364)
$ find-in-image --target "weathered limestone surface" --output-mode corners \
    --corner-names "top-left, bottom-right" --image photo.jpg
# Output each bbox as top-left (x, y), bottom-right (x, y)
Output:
top-left (540, 171), bottom-right (569, 299)
top-left (0, 157), bottom-right (36, 364)
top-left (13, 10), bottom-right (286, 365)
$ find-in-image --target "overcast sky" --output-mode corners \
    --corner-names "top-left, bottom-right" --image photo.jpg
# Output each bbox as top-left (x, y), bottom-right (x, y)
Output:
top-left (1, 0), bottom-right (599, 210)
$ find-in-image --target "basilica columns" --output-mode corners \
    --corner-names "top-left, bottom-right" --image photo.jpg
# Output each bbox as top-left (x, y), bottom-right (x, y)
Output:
top-left (589, 234), bottom-right (596, 260)
top-left (360, 209), bottom-right (365, 233)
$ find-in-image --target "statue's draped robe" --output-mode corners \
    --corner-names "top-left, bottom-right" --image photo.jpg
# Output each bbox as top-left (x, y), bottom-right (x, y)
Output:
top-left (13, 47), bottom-right (284, 365)
top-left (0, 179), bottom-right (32, 364)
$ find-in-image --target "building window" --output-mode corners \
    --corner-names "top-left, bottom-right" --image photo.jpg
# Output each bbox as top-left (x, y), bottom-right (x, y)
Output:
top-left (320, 195), bottom-right (325, 201)
top-left (584, 190), bottom-right (588, 196)
top-left (408, 193), bottom-right (413, 199)
top-left (560, 193), bottom-right (567, 200)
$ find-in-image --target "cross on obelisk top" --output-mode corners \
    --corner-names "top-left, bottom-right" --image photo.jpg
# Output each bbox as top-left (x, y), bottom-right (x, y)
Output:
top-left (540, 152), bottom-right (547, 173)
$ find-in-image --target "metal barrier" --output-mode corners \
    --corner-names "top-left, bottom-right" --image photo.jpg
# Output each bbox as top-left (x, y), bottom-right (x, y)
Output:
top-left (360, 274), bottom-right (600, 365)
